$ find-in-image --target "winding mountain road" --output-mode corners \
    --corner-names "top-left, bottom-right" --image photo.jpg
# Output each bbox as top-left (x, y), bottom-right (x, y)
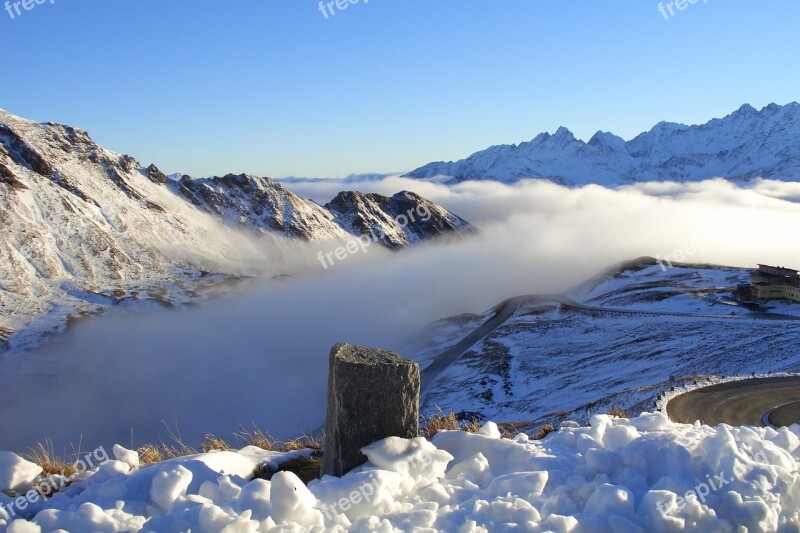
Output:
top-left (666, 377), bottom-right (800, 427)
top-left (419, 293), bottom-right (800, 402)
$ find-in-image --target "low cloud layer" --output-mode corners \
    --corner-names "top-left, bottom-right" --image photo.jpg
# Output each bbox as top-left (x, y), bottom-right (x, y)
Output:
top-left (2, 178), bottom-right (800, 453)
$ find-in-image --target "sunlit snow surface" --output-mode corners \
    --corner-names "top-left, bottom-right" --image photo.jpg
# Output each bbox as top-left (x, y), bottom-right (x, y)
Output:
top-left (413, 262), bottom-right (800, 429)
top-left (2, 413), bottom-right (799, 531)
top-left (407, 102), bottom-right (800, 186)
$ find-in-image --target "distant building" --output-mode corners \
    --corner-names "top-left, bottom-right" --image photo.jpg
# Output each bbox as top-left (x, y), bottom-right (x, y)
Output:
top-left (750, 264), bottom-right (800, 303)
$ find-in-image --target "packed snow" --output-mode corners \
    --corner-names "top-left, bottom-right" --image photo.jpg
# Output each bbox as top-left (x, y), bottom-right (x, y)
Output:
top-left (1, 412), bottom-right (799, 531)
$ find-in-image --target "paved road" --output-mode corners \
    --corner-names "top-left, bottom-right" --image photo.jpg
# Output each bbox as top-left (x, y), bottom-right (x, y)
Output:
top-left (419, 294), bottom-right (800, 400)
top-left (769, 401), bottom-right (800, 427)
top-left (667, 377), bottom-right (800, 427)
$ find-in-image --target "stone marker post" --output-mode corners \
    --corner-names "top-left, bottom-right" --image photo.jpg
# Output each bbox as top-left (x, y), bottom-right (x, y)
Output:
top-left (322, 343), bottom-right (420, 477)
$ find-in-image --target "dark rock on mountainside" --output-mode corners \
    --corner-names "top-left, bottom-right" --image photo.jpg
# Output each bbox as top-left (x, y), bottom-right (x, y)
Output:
top-left (325, 190), bottom-right (473, 248)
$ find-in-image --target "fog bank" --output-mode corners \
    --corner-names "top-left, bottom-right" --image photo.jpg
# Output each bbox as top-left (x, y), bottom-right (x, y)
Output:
top-left (2, 178), bottom-right (799, 453)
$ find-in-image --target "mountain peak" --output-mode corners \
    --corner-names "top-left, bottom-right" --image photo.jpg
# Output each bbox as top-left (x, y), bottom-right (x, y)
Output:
top-left (325, 190), bottom-right (472, 248)
top-left (553, 126), bottom-right (574, 139)
top-left (405, 102), bottom-right (800, 185)
top-left (588, 130), bottom-right (624, 146)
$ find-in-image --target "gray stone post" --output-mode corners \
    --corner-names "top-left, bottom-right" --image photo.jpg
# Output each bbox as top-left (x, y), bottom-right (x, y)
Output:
top-left (322, 343), bottom-right (420, 477)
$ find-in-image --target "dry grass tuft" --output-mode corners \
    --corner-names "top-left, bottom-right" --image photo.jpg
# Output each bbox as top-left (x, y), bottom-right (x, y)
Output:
top-left (137, 442), bottom-right (197, 465)
top-left (533, 423), bottom-right (557, 441)
top-left (199, 433), bottom-right (231, 453)
top-left (256, 453), bottom-right (323, 485)
top-left (235, 427), bottom-right (275, 451)
top-left (134, 426), bottom-right (324, 466)
top-left (234, 426), bottom-right (323, 453)
top-left (606, 406), bottom-right (629, 419)
top-left (25, 441), bottom-right (78, 478)
top-left (420, 408), bottom-right (482, 439)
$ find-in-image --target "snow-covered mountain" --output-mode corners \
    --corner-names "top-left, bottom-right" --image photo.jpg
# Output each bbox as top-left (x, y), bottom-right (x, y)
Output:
top-left (406, 102), bottom-right (800, 185)
top-left (169, 173), bottom-right (350, 241)
top-left (325, 190), bottom-right (472, 248)
top-left (0, 109), bottom-right (472, 349)
top-left (171, 175), bottom-right (471, 244)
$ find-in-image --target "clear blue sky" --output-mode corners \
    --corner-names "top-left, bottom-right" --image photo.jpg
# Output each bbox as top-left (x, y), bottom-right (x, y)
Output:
top-left (2, 0), bottom-right (798, 177)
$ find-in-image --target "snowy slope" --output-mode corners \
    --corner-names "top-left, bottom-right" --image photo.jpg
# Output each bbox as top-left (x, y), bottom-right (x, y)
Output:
top-left (406, 102), bottom-right (800, 185)
top-left (2, 413), bottom-right (800, 531)
top-left (0, 109), bottom-right (266, 350)
top-left (0, 109), bottom-right (472, 350)
top-left (169, 173), bottom-right (350, 241)
top-left (408, 260), bottom-right (800, 430)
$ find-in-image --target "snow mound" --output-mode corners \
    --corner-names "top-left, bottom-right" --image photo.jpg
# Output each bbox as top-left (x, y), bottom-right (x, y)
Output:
top-left (3, 413), bottom-right (800, 531)
top-left (0, 453), bottom-right (41, 493)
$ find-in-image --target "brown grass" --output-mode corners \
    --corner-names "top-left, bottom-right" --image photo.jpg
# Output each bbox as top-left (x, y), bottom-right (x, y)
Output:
top-left (28, 407), bottom-right (544, 491)
top-left (135, 426), bottom-right (324, 466)
top-left (234, 426), bottom-right (324, 453)
top-left (533, 423), bottom-right (557, 440)
top-left (606, 406), bottom-right (629, 419)
top-left (420, 408), bottom-right (483, 439)
top-left (137, 441), bottom-right (198, 465)
top-left (256, 453), bottom-right (323, 485)
top-left (199, 433), bottom-right (231, 453)
top-left (24, 441), bottom-right (78, 478)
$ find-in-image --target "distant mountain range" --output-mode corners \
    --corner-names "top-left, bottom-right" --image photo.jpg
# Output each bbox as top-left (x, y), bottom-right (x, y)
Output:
top-left (406, 103), bottom-right (800, 185)
top-left (0, 109), bottom-right (471, 348)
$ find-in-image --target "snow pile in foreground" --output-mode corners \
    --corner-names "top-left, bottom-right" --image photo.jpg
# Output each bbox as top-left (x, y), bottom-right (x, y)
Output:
top-left (2, 413), bottom-right (799, 532)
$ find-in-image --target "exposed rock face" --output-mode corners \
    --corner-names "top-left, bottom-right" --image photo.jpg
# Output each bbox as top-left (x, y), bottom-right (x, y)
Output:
top-left (325, 190), bottom-right (473, 248)
top-left (170, 175), bottom-right (475, 243)
top-left (323, 343), bottom-right (420, 477)
top-left (169, 173), bottom-right (348, 240)
top-left (0, 124), bottom-right (53, 177)
top-left (0, 161), bottom-right (26, 190)
top-left (145, 164), bottom-right (168, 185)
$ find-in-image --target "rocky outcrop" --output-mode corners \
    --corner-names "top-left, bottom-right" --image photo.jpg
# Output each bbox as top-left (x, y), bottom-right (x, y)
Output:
top-left (0, 124), bottom-right (53, 177)
top-left (323, 343), bottom-right (420, 477)
top-left (325, 190), bottom-right (473, 248)
top-left (145, 164), bottom-right (168, 185)
top-left (169, 173), bottom-right (349, 240)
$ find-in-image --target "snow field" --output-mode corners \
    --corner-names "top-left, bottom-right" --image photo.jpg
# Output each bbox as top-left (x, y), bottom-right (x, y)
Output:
top-left (1, 411), bottom-right (799, 531)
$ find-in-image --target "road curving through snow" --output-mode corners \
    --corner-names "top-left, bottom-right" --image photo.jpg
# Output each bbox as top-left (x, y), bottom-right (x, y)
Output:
top-left (666, 376), bottom-right (800, 427)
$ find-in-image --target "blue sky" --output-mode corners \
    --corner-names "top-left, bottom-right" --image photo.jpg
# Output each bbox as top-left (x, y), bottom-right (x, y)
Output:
top-left (2, 0), bottom-right (798, 177)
